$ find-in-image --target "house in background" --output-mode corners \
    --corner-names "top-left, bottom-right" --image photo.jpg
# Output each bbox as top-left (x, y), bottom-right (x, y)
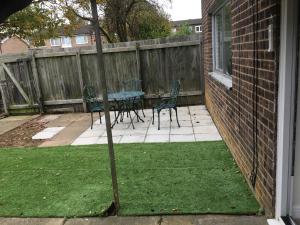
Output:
top-left (202, 0), bottom-right (300, 224)
top-left (0, 36), bottom-right (30, 54)
top-left (171, 18), bottom-right (202, 34)
top-left (44, 24), bottom-right (107, 49)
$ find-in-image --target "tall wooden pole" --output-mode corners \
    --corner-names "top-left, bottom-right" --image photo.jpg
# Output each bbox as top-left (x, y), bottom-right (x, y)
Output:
top-left (90, 0), bottom-right (120, 211)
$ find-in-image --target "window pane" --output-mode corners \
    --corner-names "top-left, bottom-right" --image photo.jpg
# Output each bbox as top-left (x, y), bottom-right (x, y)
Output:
top-left (215, 10), bottom-right (223, 71)
top-left (50, 38), bottom-right (61, 46)
top-left (223, 3), bottom-right (232, 75)
top-left (76, 35), bottom-right (88, 44)
top-left (61, 37), bottom-right (72, 48)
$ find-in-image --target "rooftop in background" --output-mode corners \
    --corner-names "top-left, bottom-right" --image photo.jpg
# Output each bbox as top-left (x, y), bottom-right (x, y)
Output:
top-left (172, 18), bottom-right (202, 28)
top-left (58, 24), bottom-right (94, 36)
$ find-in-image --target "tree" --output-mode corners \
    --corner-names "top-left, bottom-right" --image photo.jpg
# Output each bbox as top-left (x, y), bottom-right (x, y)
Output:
top-left (55, 0), bottom-right (171, 42)
top-left (0, 3), bottom-right (63, 46)
top-left (128, 3), bottom-right (171, 40)
top-left (173, 23), bottom-right (193, 36)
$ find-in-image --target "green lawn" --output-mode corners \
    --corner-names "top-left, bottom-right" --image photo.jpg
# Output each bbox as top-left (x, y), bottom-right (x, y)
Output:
top-left (0, 141), bottom-right (260, 217)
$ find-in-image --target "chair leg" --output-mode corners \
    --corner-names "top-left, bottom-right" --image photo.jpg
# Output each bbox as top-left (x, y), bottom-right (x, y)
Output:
top-left (169, 109), bottom-right (172, 122)
top-left (152, 107), bottom-right (155, 125)
top-left (90, 112), bottom-right (93, 129)
top-left (174, 107), bottom-right (180, 128)
top-left (129, 111), bottom-right (135, 129)
top-left (136, 110), bottom-right (139, 122)
top-left (99, 111), bottom-right (102, 124)
top-left (158, 110), bottom-right (161, 130)
top-left (114, 110), bottom-right (118, 124)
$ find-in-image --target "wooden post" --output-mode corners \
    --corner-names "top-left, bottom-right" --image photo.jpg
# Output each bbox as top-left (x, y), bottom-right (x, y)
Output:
top-left (90, 0), bottom-right (120, 212)
top-left (135, 42), bottom-right (144, 91)
top-left (0, 65), bottom-right (9, 115)
top-left (76, 50), bottom-right (87, 112)
top-left (30, 51), bottom-right (44, 114)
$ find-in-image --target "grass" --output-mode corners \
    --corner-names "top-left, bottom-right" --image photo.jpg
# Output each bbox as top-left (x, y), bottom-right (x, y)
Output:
top-left (0, 141), bottom-right (260, 217)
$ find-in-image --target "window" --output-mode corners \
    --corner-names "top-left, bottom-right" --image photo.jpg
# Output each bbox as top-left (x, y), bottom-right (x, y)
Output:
top-left (75, 35), bottom-right (88, 45)
top-left (195, 25), bottom-right (202, 33)
top-left (50, 38), bottom-right (61, 47)
top-left (213, 2), bottom-right (232, 76)
top-left (61, 36), bottom-right (72, 48)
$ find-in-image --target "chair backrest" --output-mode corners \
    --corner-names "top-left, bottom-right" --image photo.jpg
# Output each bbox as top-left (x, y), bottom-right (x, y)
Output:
top-left (123, 79), bottom-right (142, 92)
top-left (170, 80), bottom-right (181, 98)
top-left (83, 86), bottom-right (97, 102)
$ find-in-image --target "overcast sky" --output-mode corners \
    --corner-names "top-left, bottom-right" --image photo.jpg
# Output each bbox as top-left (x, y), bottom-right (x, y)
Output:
top-left (163, 0), bottom-right (202, 21)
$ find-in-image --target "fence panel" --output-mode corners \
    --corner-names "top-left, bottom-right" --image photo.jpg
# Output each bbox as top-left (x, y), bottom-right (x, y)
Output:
top-left (0, 34), bottom-right (203, 114)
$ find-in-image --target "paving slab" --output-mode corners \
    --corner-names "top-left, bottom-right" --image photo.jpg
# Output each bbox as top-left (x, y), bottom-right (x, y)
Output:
top-left (0, 218), bottom-right (65, 225)
top-left (120, 135), bottom-right (146, 143)
top-left (64, 216), bottom-right (160, 225)
top-left (170, 126), bottom-right (194, 135)
top-left (0, 115), bottom-right (39, 136)
top-left (32, 127), bottom-right (65, 140)
top-left (195, 133), bottom-right (222, 141)
top-left (145, 134), bottom-right (169, 143)
top-left (170, 134), bottom-right (196, 142)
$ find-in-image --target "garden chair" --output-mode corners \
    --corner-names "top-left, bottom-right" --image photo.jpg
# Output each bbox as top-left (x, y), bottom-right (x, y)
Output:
top-left (122, 79), bottom-right (145, 118)
top-left (83, 86), bottom-right (116, 129)
top-left (152, 80), bottom-right (181, 130)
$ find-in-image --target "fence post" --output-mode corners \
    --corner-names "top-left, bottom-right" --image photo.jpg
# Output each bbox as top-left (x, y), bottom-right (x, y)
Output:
top-left (30, 51), bottom-right (44, 114)
top-left (135, 43), bottom-right (143, 89)
top-left (76, 50), bottom-right (87, 112)
top-left (0, 64), bottom-right (9, 115)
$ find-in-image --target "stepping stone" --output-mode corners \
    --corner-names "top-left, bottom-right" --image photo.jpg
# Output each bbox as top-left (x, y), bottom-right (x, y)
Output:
top-left (32, 127), bottom-right (65, 140)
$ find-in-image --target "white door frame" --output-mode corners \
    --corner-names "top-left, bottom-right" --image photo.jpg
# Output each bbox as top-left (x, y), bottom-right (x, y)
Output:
top-left (272, 0), bottom-right (299, 223)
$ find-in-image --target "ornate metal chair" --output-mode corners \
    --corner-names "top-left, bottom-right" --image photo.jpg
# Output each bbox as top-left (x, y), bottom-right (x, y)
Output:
top-left (84, 86), bottom-right (117, 129)
top-left (152, 80), bottom-right (181, 130)
top-left (83, 86), bottom-right (104, 129)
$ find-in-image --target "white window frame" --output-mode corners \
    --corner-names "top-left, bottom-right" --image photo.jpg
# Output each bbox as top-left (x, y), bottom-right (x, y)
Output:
top-left (61, 36), bottom-right (72, 48)
top-left (75, 35), bottom-right (88, 45)
top-left (195, 25), bottom-right (202, 33)
top-left (50, 38), bottom-right (61, 47)
top-left (212, 0), bottom-right (232, 76)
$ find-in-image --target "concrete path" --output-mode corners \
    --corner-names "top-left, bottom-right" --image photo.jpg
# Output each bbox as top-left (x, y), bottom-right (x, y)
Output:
top-left (71, 105), bottom-right (222, 145)
top-left (0, 115), bottom-right (39, 136)
top-left (39, 114), bottom-right (92, 147)
top-left (0, 215), bottom-right (267, 225)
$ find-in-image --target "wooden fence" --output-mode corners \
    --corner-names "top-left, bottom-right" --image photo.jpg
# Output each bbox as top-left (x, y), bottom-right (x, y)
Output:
top-left (0, 34), bottom-right (203, 115)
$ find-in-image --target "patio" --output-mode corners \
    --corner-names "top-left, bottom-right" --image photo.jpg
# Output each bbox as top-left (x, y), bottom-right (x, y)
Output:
top-left (70, 105), bottom-right (222, 145)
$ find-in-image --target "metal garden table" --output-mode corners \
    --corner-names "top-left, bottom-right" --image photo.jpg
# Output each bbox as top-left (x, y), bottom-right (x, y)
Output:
top-left (108, 91), bottom-right (145, 128)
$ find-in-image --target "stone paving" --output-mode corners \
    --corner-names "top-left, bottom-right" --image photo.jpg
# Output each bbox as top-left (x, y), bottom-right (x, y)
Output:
top-left (0, 215), bottom-right (268, 225)
top-left (71, 105), bottom-right (222, 145)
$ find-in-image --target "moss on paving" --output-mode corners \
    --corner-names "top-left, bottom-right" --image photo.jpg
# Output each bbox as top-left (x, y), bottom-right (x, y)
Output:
top-left (0, 141), bottom-right (260, 217)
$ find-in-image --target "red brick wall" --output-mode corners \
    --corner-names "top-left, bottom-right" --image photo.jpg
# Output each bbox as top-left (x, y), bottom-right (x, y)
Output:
top-left (202, 0), bottom-right (280, 216)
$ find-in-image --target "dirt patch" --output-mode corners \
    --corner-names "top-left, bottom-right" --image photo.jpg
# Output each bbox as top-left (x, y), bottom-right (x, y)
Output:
top-left (0, 116), bottom-right (47, 147)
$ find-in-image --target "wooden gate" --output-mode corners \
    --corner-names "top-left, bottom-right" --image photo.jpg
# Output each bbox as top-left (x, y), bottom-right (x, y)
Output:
top-left (0, 58), bottom-right (39, 114)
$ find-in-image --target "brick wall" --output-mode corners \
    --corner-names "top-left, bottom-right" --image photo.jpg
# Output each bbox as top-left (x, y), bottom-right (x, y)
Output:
top-left (202, 0), bottom-right (280, 216)
top-left (0, 37), bottom-right (29, 54)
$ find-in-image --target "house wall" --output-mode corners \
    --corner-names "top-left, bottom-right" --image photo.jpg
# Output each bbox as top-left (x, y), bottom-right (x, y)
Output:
top-left (44, 34), bottom-right (109, 49)
top-left (202, 0), bottom-right (281, 216)
top-left (0, 37), bottom-right (29, 54)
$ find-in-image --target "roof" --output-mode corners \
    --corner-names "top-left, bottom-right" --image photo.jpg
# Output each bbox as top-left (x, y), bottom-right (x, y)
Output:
top-left (59, 24), bottom-right (94, 36)
top-left (172, 19), bottom-right (202, 27)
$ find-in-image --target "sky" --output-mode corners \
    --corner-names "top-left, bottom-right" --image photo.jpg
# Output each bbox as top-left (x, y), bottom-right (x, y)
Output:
top-left (163, 0), bottom-right (202, 21)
